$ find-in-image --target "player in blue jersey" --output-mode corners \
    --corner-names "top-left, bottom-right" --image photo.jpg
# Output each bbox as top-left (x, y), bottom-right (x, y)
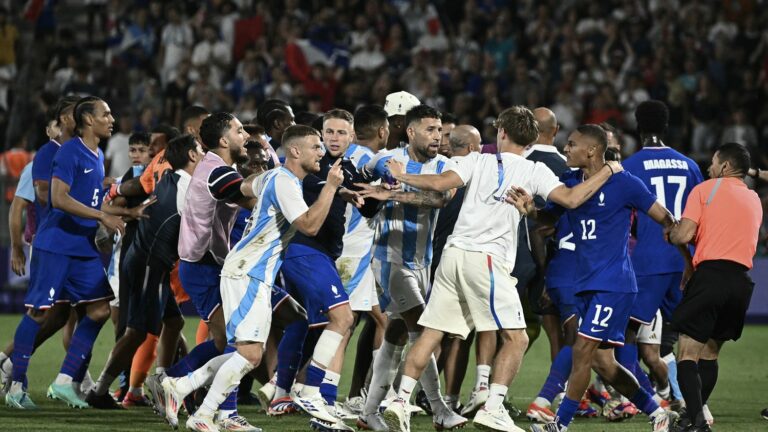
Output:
top-left (509, 125), bottom-right (680, 432)
top-left (4, 96), bottom-right (145, 410)
top-left (623, 101), bottom-right (703, 410)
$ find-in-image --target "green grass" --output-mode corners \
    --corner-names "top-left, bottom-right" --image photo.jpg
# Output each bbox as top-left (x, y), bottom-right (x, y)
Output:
top-left (0, 315), bottom-right (766, 431)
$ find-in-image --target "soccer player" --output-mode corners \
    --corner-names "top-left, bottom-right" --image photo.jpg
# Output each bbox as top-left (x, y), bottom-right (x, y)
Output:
top-left (151, 112), bottom-right (254, 428)
top-left (382, 108), bottom-right (621, 432)
top-left (5, 97), bottom-right (128, 409)
top-left (163, 125), bottom-right (343, 432)
top-left (278, 109), bottom-right (378, 430)
top-left (335, 104), bottom-right (390, 416)
top-left (355, 104), bottom-right (465, 431)
top-left (668, 143), bottom-right (762, 432)
top-left (508, 124), bottom-right (675, 432)
top-left (622, 100), bottom-right (703, 409)
top-left (86, 135), bottom-right (202, 409)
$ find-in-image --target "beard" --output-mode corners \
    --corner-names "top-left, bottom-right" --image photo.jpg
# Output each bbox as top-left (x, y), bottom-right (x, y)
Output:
top-left (230, 146), bottom-right (250, 164)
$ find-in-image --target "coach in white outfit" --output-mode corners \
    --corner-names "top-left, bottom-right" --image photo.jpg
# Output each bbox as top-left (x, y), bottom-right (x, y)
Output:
top-left (381, 106), bottom-right (622, 432)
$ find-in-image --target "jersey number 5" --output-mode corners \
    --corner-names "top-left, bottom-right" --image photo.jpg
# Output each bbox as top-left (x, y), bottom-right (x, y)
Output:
top-left (650, 176), bottom-right (687, 218)
top-left (91, 188), bottom-right (100, 207)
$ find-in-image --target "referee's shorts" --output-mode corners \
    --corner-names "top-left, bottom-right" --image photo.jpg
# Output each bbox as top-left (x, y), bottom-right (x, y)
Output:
top-left (671, 260), bottom-right (754, 344)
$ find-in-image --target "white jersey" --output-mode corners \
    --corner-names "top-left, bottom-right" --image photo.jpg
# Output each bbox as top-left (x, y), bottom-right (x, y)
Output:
top-left (222, 167), bottom-right (308, 283)
top-left (447, 152), bottom-right (562, 268)
top-left (365, 146), bottom-right (457, 270)
top-left (341, 143), bottom-right (377, 258)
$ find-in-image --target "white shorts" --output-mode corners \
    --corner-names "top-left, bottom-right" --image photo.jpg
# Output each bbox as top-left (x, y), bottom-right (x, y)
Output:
top-left (372, 258), bottom-right (429, 315)
top-left (221, 275), bottom-right (272, 344)
top-left (419, 247), bottom-right (526, 339)
top-left (637, 309), bottom-right (662, 345)
top-left (337, 255), bottom-right (378, 312)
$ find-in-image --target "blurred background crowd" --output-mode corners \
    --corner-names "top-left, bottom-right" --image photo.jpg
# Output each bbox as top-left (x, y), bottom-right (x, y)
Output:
top-left (0, 0), bottom-right (766, 254)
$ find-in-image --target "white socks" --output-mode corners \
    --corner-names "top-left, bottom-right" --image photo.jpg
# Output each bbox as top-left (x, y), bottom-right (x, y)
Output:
top-left (362, 340), bottom-right (404, 415)
top-left (177, 353), bottom-right (234, 397)
top-left (485, 383), bottom-right (508, 410)
top-left (397, 375), bottom-right (417, 400)
top-left (54, 373), bottom-right (73, 386)
top-left (408, 332), bottom-right (448, 413)
top-left (475, 364), bottom-right (491, 390)
top-left (197, 352), bottom-right (254, 418)
top-left (303, 330), bottom-right (344, 396)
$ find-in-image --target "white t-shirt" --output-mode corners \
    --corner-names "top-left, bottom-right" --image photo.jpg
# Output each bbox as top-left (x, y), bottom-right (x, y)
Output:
top-left (222, 168), bottom-right (308, 283)
top-left (105, 132), bottom-right (130, 178)
top-left (446, 152), bottom-right (562, 268)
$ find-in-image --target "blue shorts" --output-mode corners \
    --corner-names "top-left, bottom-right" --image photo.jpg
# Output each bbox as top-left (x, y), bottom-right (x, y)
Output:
top-left (576, 291), bottom-right (636, 347)
top-left (547, 284), bottom-right (579, 324)
top-left (631, 273), bottom-right (682, 324)
top-left (178, 260), bottom-right (222, 322)
top-left (25, 249), bottom-right (111, 310)
top-left (271, 285), bottom-right (291, 312)
top-left (281, 244), bottom-right (349, 327)
top-left (660, 275), bottom-right (683, 322)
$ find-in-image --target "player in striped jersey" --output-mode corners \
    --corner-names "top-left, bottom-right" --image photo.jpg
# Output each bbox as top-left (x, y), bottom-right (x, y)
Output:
top-left (355, 105), bottom-right (465, 431)
top-left (162, 125), bottom-right (343, 431)
top-left (334, 105), bottom-right (390, 417)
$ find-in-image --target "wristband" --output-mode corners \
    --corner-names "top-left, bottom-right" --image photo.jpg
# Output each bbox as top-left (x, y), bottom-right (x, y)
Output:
top-left (604, 163), bottom-right (615, 175)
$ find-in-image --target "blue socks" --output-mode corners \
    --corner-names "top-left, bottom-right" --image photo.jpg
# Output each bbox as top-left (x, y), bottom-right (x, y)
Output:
top-left (665, 355), bottom-right (683, 400)
top-left (167, 340), bottom-right (221, 378)
top-left (538, 345), bottom-right (572, 401)
top-left (60, 316), bottom-right (103, 378)
top-left (73, 352), bottom-right (92, 383)
top-left (634, 362), bottom-right (657, 396)
top-left (305, 361), bottom-right (326, 389)
top-left (555, 396), bottom-right (579, 427)
top-left (629, 387), bottom-right (661, 415)
top-left (276, 320), bottom-right (307, 392)
top-left (11, 315), bottom-right (41, 383)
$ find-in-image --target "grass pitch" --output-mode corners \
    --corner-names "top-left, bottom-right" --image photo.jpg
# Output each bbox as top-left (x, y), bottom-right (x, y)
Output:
top-left (0, 315), bottom-right (765, 431)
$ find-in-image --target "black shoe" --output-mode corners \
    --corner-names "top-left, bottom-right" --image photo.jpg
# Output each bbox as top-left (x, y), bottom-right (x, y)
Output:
top-left (238, 391), bottom-right (261, 406)
top-left (86, 390), bottom-right (124, 409)
top-left (762, 408), bottom-right (768, 421)
top-left (415, 390), bottom-right (433, 416)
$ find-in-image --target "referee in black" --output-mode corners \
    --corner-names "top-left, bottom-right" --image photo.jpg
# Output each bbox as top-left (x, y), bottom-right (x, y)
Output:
top-left (668, 143), bottom-right (763, 431)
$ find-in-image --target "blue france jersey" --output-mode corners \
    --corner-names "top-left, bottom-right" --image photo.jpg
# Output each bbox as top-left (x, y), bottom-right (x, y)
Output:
top-left (622, 147), bottom-right (703, 275)
top-left (565, 171), bottom-right (657, 294)
top-left (544, 170), bottom-right (580, 288)
top-left (31, 140), bottom-right (61, 223)
top-left (33, 137), bottom-right (106, 257)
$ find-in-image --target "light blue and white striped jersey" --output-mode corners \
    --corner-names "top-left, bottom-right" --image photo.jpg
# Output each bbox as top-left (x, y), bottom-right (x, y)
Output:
top-left (222, 167), bottom-right (308, 284)
top-left (341, 143), bottom-right (378, 258)
top-left (365, 146), bottom-right (457, 270)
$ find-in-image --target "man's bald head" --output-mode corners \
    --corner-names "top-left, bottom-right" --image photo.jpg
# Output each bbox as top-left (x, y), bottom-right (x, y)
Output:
top-left (533, 107), bottom-right (558, 145)
top-left (449, 125), bottom-right (482, 157)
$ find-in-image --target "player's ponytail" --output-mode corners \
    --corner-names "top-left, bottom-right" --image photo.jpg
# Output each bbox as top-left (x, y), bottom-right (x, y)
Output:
top-left (72, 96), bottom-right (103, 137)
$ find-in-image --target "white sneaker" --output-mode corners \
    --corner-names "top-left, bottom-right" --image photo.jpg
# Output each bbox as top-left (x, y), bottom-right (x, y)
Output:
top-left (292, 391), bottom-right (339, 423)
top-left (380, 395), bottom-right (424, 416)
top-left (145, 373), bottom-right (166, 415)
top-left (343, 395), bottom-right (365, 415)
top-left (702, 404), bottom-right (714, 425)
top-left (334, 401), bottom-right (358, 420)
top-left (218, 415), bottom-right (261, 431)
top-left (382, 398), bottom-right (410, 432)
top-left (473, 405), bottom-right (524, 432)
top-left (460, 387), bottom-right (489, 416)
top-left (162, 377), bottom-right (190, 429)
top-left (356, 412), bottom-right (388, 431)
top-left (433, 406), bottom-right (468, 430)
top-left (650, 411), bottom-right (670, 432)
top-left (256, 381), bottom-right (275, 409)
top-left (187, 413), bottom-right (221, 432)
